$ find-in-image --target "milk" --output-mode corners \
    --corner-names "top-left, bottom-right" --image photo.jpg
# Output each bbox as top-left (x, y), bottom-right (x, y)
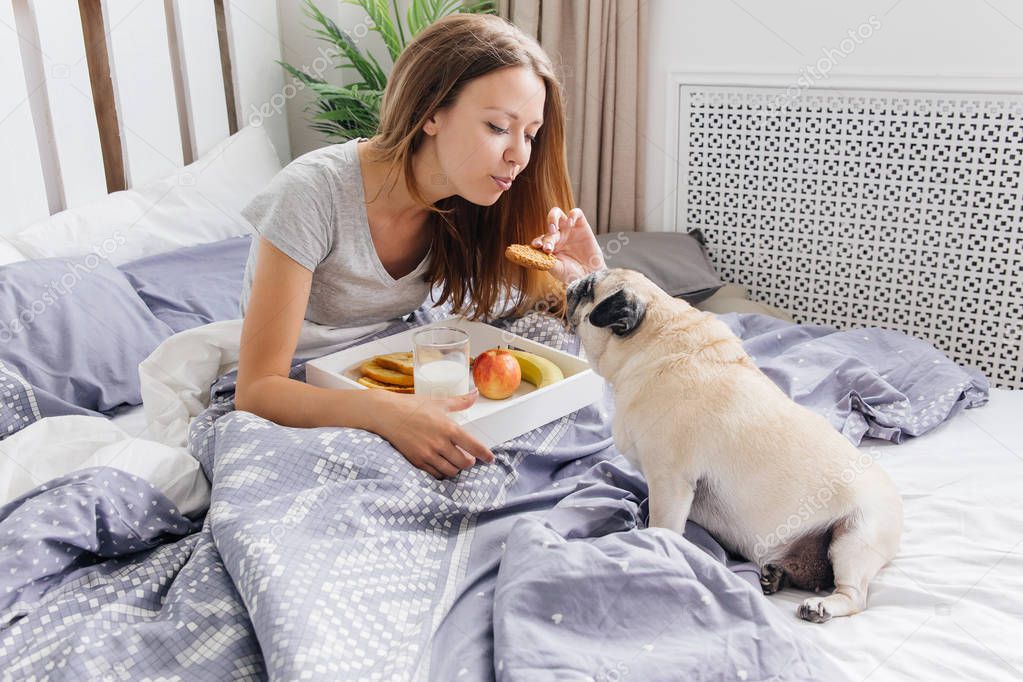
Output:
top-left (415, 359), bottom-right (471, 399)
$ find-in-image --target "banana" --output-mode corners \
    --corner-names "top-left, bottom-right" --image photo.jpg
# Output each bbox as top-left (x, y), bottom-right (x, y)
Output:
top-left (505, 349), bottom-right (564, 389)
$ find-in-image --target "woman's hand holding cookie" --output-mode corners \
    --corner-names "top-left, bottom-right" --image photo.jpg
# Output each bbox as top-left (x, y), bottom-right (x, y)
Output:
top-left (532, 207), bottom-right (607, 286)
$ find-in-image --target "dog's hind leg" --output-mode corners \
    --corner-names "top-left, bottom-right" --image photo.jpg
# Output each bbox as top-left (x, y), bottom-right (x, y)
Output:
top-left (760, 564), bottom-right (787, 595)
top-left (645, 466), bottom-right (695, 536)
top-left (797, 501), bottom-right (901, 623)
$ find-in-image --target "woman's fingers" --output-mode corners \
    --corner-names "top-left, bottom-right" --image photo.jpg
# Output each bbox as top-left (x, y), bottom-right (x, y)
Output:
top-left (444, 444), bottom-right (477, 471)
top-left (531, 205), bottom-right (590, 255)
top-left (430, 444), bottom-right (475, 480)
top-left (534, 207), bottom-right (570, 253)
top-left (441, 391), bottom-right (478, 412)
top-left (418, 431), bottom-right (497, 480)
top-left (421, 462), bottom-right (444, 480)
top-left (452, 432), bottom-right (495, 464)
top-left (546, 206), bottom-right (568, 229)
top-left (567, 208), bottom-right (585, 230)
top-left (534, 221), bottom-right (559, 253)
top-left (560, 210), bottom-right (574, 232)
top-left (430, 454), bottom-right (461, 478)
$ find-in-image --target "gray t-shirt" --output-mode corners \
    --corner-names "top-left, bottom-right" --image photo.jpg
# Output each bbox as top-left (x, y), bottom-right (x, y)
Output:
top-left (239, 138), bottom-right (433, 328)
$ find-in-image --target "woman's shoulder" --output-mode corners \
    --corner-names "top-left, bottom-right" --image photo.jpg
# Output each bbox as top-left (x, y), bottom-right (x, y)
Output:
top-left (251, 138), bottom-right (363, 205)
top-left (286, 138), bottom-right (363, 177)
top-left (241, 142), bottom-right (355, 223)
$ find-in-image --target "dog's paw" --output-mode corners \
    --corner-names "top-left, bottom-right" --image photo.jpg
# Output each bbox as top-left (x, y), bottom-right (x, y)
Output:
top-left (797, 597), bottom-right (832, 623)
top-left (760, 563), bottom-right (785, 595)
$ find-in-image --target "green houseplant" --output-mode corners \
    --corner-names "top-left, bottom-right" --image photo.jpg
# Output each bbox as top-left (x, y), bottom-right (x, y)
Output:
top-left (282, 0), bottom-right (497, 142)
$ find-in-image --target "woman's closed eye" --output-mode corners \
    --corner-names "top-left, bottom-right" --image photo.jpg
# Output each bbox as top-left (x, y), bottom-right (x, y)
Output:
top-left (488, 122), bottom-right (535, 143)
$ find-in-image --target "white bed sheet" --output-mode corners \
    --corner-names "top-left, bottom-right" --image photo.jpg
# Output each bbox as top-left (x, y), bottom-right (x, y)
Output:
top-left (768, 387), bottom-right (1023, 681)
top-left (107, 403), bottom-right (152, 437)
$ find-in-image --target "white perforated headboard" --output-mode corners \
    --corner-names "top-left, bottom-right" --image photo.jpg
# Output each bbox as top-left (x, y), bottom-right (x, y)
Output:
top-left (668, 74), bottom-right (1023, 390)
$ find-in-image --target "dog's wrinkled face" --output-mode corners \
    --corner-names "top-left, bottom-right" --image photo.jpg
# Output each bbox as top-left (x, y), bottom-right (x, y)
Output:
top-left (566, 268), bottom-right (657, 378)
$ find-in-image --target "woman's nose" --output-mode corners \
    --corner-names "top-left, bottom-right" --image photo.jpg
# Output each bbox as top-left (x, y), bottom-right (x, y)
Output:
top-left (504, 137), bottom-right (528, 169)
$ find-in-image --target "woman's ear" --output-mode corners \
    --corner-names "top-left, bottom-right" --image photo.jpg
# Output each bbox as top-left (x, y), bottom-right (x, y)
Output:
top-left (422, 111), bottom-right (443, 136)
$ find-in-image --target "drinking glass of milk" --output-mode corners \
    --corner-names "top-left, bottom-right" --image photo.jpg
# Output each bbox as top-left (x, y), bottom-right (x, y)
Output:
top-left (413, 327), bottom-right (475, 415)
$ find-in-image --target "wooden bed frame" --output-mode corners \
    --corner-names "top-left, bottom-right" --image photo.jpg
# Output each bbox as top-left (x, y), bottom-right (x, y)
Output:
top-left (1, 0), bottom-right (290, 236)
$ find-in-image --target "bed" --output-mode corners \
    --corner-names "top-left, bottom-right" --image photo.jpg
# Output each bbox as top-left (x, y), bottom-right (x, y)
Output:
top-left (88, 361), bottom-right (1023, 681)
top-left (773, 387), bottom-right (1023, 681)
top-left (0, 224), bottom-right (1014, 679)
top-left (2, 3), bottom-right (1021, 681)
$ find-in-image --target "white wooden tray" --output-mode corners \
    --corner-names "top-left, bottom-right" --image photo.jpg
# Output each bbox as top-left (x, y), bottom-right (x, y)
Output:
top-left (305, 317), bottom-right (605, 448)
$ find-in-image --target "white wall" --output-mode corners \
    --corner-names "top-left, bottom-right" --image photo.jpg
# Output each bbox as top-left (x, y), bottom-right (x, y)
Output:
top-left (643, 0), bottom-right (1023, 231)
top-left (276, 0), bottom-right (1023, 213)
top-left (277, 0), bottom-right (405, 160)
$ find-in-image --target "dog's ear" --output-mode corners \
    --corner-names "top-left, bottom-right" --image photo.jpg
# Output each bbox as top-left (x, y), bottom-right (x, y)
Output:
top-left (587, 288), bottom-right (646, 337)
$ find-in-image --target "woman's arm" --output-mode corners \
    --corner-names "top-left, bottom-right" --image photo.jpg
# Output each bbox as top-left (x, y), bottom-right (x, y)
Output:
top-left (234, 238), bottom-right (383, 428)
top-left (235, 238), bottom-right (494, 478)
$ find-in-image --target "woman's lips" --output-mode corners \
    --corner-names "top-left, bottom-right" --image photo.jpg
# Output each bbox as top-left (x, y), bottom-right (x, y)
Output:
top-left (491, 176), bottom-right (512, 191)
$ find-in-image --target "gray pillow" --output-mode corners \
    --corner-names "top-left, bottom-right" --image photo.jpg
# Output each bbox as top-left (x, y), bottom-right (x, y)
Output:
top-left (0, 256), bottom-right (174, 427)
top-left (596, 229), bottom-right (724, 304)
top-left (119, 235), bottom-right (250, 333)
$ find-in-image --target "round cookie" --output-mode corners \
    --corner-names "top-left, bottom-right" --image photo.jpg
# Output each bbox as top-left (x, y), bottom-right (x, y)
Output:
top-left (374, 351), bottom-right (414, 375)
top-left (505, 243), bottom-right (558, 271)
top-left (360, 359), bottom-right (415, 387)
top-left (357, 376), bottom-right (415, 393)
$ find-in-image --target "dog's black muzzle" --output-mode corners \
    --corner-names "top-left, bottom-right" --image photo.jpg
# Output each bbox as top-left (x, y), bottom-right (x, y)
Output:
top-left (566, 272), bottom-right (598, 331)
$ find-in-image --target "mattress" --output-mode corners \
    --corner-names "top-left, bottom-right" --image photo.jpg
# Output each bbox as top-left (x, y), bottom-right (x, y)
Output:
top-left (767, 387), bottom-right (1023, 681)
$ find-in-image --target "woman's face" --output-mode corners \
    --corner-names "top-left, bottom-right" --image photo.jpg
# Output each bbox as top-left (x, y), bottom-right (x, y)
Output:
top-left (423, 66), bottom-right (546, 206)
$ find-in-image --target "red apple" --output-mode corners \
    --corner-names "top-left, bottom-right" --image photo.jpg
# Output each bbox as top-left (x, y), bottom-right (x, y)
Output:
top-left (472, 348), bottom-right (521, 400)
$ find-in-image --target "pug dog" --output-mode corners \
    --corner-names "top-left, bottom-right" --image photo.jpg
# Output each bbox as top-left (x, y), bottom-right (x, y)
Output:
top-left (566, 268), bottom-right (903, 623)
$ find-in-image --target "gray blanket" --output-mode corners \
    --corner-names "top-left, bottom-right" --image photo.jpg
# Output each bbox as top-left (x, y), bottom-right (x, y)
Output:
top-left (719, 312), bottom-right (988, 444)
top-left (0, 306), bottom-right (988, 679)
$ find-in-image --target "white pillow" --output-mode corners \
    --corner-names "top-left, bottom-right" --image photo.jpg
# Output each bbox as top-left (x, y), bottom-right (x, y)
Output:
top-left (0, 236), bottom-right (24, 266)
top-left (8, 125), bottom-right (282, 266)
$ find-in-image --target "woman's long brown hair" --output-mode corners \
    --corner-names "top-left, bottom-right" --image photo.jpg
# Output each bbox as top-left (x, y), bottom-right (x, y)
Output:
top-left (366, 13), bottom-right (572, 322)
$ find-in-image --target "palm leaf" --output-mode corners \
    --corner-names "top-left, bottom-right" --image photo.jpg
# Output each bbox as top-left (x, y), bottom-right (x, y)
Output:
top-left (282, 0), bottom-right (496, 142)
top-left (279, 61), bottom-right (325, 87)
top-left (407, 0), bottom-right (460, 36)
top-left (303, 0), bottom-right (387, 90)
top-left (344, 0), bottom-right (404, 61)
top-left (459, 0), bottom-right (497, 16)
top-left (408, 0), bottom-right (496, 38)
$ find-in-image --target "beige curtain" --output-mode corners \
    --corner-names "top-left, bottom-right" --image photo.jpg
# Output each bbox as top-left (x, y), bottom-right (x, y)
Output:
top-left (498, 0), bottom-right (648, 234)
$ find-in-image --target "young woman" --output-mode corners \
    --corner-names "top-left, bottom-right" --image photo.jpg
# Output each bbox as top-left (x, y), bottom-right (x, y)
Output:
top-left (235, 13), bottom-right (606, 480)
